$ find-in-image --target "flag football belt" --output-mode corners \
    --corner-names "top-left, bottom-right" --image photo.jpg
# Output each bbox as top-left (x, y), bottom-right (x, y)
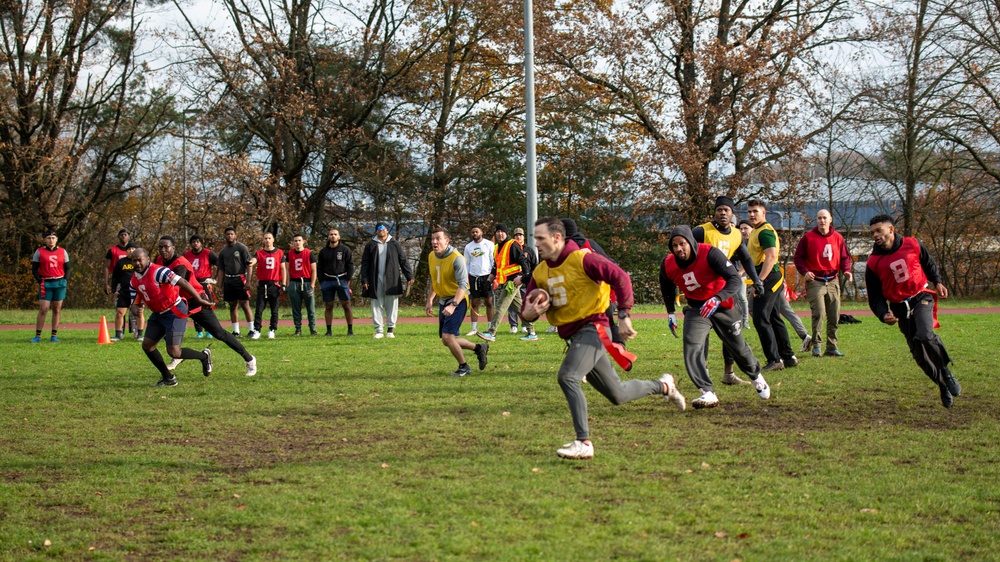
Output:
top-left (895, 288), bottom-right (940, 329)
top-left (595, 323), bottom-right (636, 372)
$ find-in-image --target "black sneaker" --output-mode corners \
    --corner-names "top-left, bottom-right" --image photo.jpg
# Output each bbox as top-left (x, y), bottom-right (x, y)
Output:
top-left (824, 349), bottom-right (845, 357)
top-left (943, 368), bottom-right (961, 397)
top-left (202, 348), bottom-right (213, 377)
top-left (155, 376), bottom-right (178, 387)
top-left (939, 382), bottom-right (953, 408)
top-left (232, 331), bottom-right (242, 338)
top-left (450, 364), bottom-right (472, 377)
top-left (347, 327), bottom-right (354, 336)
top-left (762, 360), bottom-right (784, 372)
top-left (294, 328), bottom-right (302, 336)
top-left (784, 355), bottom-right (798, 367)
top-left (325, 329), bottom-right (333, 337)
top-left (310, 329), bottom-right (318, 336)
top-left (475, 342), bottom-right (489, 370)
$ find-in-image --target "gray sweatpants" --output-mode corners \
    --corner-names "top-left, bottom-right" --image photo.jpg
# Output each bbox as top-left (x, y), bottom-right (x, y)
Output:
top-left (684, 305), bottom-right (760, 393)
top-left (558, 324), bottom-right (663, 440)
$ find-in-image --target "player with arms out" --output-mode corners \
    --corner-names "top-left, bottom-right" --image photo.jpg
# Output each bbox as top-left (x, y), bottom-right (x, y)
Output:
top-left (155, 236), bottom-right (258, 377)
top-left (866, 215), bottom-right (960, 408)
top-left (520, 217), bottom-right (686, 460)
top-left (130, 248), bottom-right (215, 387)
top-left (424, 227), bottom-right (490, 377)
top-left (659, 225), bottom-right (770, 409)
top-left (31, 230), bottom-right (70, 343)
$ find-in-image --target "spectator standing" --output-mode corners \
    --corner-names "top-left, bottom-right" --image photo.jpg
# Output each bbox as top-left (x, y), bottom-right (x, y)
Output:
top-left (109, 251), bottom-right (145, 341)
top-left (249, 232), bottom-right (285, 339)
top-left (463, 225), bottom-right (495, 336)
top-left (360, 222), bottom-right (414, 338)
top-left (31, 230), bottom-right (70, 343)
top-left (216, 227), bottom-right (256, 337)
top-left (480, 223), bottom-right (528, 341)
top-left (507, 227), bottom-right (538, 340)
top-left (317, 229), bottom-right (355, 336)
top-left (794, 208), bottom-right (853, 357)
top-left (184, 235), bottom-right (219, 338)
top-left (105, 229), bottom-right (139, 338)
top-left (283, 234), bottom-right (318, 336)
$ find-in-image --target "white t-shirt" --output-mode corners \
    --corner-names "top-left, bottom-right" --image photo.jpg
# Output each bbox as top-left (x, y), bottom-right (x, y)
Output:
top-left (463, 239), bottom-right (495, 277)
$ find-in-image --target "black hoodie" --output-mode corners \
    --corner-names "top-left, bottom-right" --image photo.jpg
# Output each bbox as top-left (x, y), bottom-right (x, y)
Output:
top-left (659, 225), bottom-right (743, 313)
top-left (865, 233), bottom-right (942, 322)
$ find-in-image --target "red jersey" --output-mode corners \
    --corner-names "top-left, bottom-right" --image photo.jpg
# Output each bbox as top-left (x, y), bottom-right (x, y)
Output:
top-left (183, 249), bottom-right (215, 279)
top-left (155, 255), bottom-right (205, 298)
top-left (867, 237), bottom-right (930, 303)
top-left (34, 246), bottom-right (69, 279)
top-left (794, 228), bottom-right (849, 277)
top-left (106, 245), bottom-right (131, 273)
top-left (256, 248), bottom-right (284, 282)
top-left (662, 243), bottom-right (733, 308)
top-left (131, 263), bottom-right (188, 315)
top-left (286, 248), bottom-right (314, 280)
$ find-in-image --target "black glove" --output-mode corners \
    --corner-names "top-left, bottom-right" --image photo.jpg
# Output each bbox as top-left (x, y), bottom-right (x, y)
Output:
top-left (752, 281), bottom-right (764, 298)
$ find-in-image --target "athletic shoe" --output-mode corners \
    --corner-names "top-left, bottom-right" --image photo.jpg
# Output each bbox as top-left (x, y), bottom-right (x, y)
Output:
top-left (466, 329), bottom-right (478, 336)
top-left (546, 326), bottom-right (558, 333)
top-left (450, 364), bottom-right (472, 377)
top-left (522, 326), bottom-right (528, 333)
top-left (386, 331), bottom-right (395, 339)
top-left (477, 331), bottom-right (495, 342)
top-left (155, 376), bottom-right (178, 387)
top-left (245, 356), bottom-right (257, 377)
top-left (30, 336), bottom-right (41, 343)
top-left (267, 330), bottom-right (276, 339)
top-left (784, 355), bottom-right (799, 367)
top-left (762, 360), bottom-right (784, 372)
top-left (943, 368), bottom-right (961, 397)
top-left (939, 382), bottom-right (953, 408)
top-left (347, 327), bottom-right (354, 336)
top-left (754, 375), bottom-right (771, 400)
top-left (800, 335), bottom-right (813, 353)
top-left (824, 349), bottom-right (845, 357)
top-left (166, 358), bottom-right (183, 371)
top-left (310, 329), bottom-right (318, 336)
top-left (374, 332), bottom-right (384, 339)
top-left (294, 328), bottom-right (302, 336)
top-left (232, 331), bottom-right (241, 338)
top-left (475, 342), bottom-right (489, 370)
top-left (250, 330), bottom-right (261, 340)
top-left (691, 391), bottom-right (720, 409)
top-left (812, 346), bottom-right (821, 357)
top-left (50, 336), bottom-right (60, 343)
top-left (721, 372), bottom-right (750, 385)
top-left (556, 440), bottom-right (594, 460)
top-left (202, 348), bottom-right (213, 377)
top-left (196, 331), bottom-right (205, 339)
top-left (510, 326), bottom-right (518, 334)
top-left (133, 332), bottom-right (141, 341)
top-left (520, 333), bottom-right (538, 341)
top-left (110, 336), bottom-right (122, 343)
top-left (325, 330), bottom-right (332, 337)
top-left (206, 333), bottom-right (213, 339)
top-left (659, 373), bottom-right (686, 411)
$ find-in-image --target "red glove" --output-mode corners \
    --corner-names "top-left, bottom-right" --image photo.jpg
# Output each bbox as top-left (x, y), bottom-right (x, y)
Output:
top-left (700, 297), bottom-right (721, 319)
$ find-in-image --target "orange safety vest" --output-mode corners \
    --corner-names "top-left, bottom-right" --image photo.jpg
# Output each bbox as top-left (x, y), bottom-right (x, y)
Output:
top-left (494, 239), bottom-right (522, 286)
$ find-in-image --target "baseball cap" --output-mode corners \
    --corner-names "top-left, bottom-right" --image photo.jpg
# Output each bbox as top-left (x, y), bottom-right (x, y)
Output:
top-left (513, 227), bottom-right (525, 235)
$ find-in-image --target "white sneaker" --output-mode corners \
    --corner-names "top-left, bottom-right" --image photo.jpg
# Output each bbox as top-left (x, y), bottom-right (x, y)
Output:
top-left (522, 326), bottom-right (528, 333)
top-left (692, 391), bottom-right (720, 409)
top-left (800, 335), bottom-right (813, 353)
top-left (268, 330), bottom-right (276, 339)
top-left (754, 375), bottom-right (771, 400)
top-left (374, 332), bottom-right (384, 339)
top-left (659, 373), bottom-right (687, 411)
top-left (386, 331), bottom-right (395, 339)
top-left (250, 330), bottom-right (261, 340)
top-left (556, 440), bottom-right (594, 460)
top-left (510, 326), bottom-right (518, 334)
top-left (546, 326), bottom-right (558, 333)
top-left (466, 329), bottom-right (478, 336)
top-left (245, 356), bottom-right (257, 377)
top-left (166, 358), bottom-right (183, 371)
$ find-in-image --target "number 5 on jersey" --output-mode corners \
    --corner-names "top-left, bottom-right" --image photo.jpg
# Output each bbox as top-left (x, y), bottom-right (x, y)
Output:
top-left (546, 275), bottom-right (568, 307)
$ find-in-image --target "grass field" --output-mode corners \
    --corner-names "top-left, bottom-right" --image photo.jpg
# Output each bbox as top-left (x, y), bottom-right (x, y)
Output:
top-left (1, 310), bottom-right (998, 560)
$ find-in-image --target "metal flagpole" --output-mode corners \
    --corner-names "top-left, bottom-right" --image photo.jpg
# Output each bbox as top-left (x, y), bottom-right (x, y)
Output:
top-left (524, 0), bottom-right (538, 260)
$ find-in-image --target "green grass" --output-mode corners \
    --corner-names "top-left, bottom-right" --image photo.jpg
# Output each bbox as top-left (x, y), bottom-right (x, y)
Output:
top-left (1, 313), bottom-right (998, 560)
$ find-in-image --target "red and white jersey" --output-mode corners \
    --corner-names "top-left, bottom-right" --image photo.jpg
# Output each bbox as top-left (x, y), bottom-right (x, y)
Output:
top-left (286, 248), bottom-right (313, 280)
top-left (131, 263), bottom-right (183, 314)
top-left (867, 237), bottom-right (930, 303)
top-left (256, 248), bottom-right (284, 282)
top-left (183, 249), bottom-right (215, 279)
top-left (33, 246), bottom-right (69, 279)
top-left (662, 243), bottom-right (733, 307)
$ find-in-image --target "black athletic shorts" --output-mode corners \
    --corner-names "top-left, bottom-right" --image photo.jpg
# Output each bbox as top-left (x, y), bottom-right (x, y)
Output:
top-left (224, 276), bottom-right (251, 302)
top-left (468, 275), bottom-right (493, 299)
top-left (116, 287), bottom-right (138, 309)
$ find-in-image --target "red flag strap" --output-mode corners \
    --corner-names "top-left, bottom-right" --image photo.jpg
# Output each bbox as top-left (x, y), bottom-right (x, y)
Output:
top-left (595, 323), bottom-right (637, 372)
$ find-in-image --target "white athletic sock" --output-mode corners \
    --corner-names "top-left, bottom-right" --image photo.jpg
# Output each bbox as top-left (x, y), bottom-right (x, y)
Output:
top-left (232, 322), bottom-right (240, 333)
top-left (471, 322), bottom-right (478, 331)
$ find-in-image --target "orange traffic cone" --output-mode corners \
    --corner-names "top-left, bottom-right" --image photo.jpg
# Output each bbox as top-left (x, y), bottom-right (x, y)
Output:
top-left (98, 315), bottom-right (112, 344)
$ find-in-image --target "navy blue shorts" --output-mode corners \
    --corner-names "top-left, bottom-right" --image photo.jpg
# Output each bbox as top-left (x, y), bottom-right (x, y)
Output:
top-left (321, 278), bottom-right (351, 302)
top-left (144, 308), bottom-right (188, 346)
top-left (439, 299), bottom-right (467, 337)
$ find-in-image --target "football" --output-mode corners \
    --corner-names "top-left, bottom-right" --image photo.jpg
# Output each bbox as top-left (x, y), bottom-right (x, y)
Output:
top-left (525, 288), bottom-right (550, 309)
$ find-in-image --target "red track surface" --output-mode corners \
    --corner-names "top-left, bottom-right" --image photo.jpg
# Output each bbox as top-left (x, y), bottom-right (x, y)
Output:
top-left (3, 307), bottom-right (997, 331)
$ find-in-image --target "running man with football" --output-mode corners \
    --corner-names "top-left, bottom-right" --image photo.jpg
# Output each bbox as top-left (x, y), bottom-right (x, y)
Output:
top-left (520, 217), bottom-right (686, 460)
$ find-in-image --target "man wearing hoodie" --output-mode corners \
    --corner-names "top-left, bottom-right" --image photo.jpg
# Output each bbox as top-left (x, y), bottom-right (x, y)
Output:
top-left (479, 223), bottom-right (529, 341)
top-left (793, 209), bottom-right (853, 357)
top-left (360, 222), bottom-right (414, 338)
top-left (693, 196), bottom-right (765, 385)
top-left (660, 226), bottom-right (771, 408)
top-left (424, 227), bottom-right (490, 377)
top-left (521, 217), bottom-right (686, 460)
top-left (866, 214), bottom-right (960, 408)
